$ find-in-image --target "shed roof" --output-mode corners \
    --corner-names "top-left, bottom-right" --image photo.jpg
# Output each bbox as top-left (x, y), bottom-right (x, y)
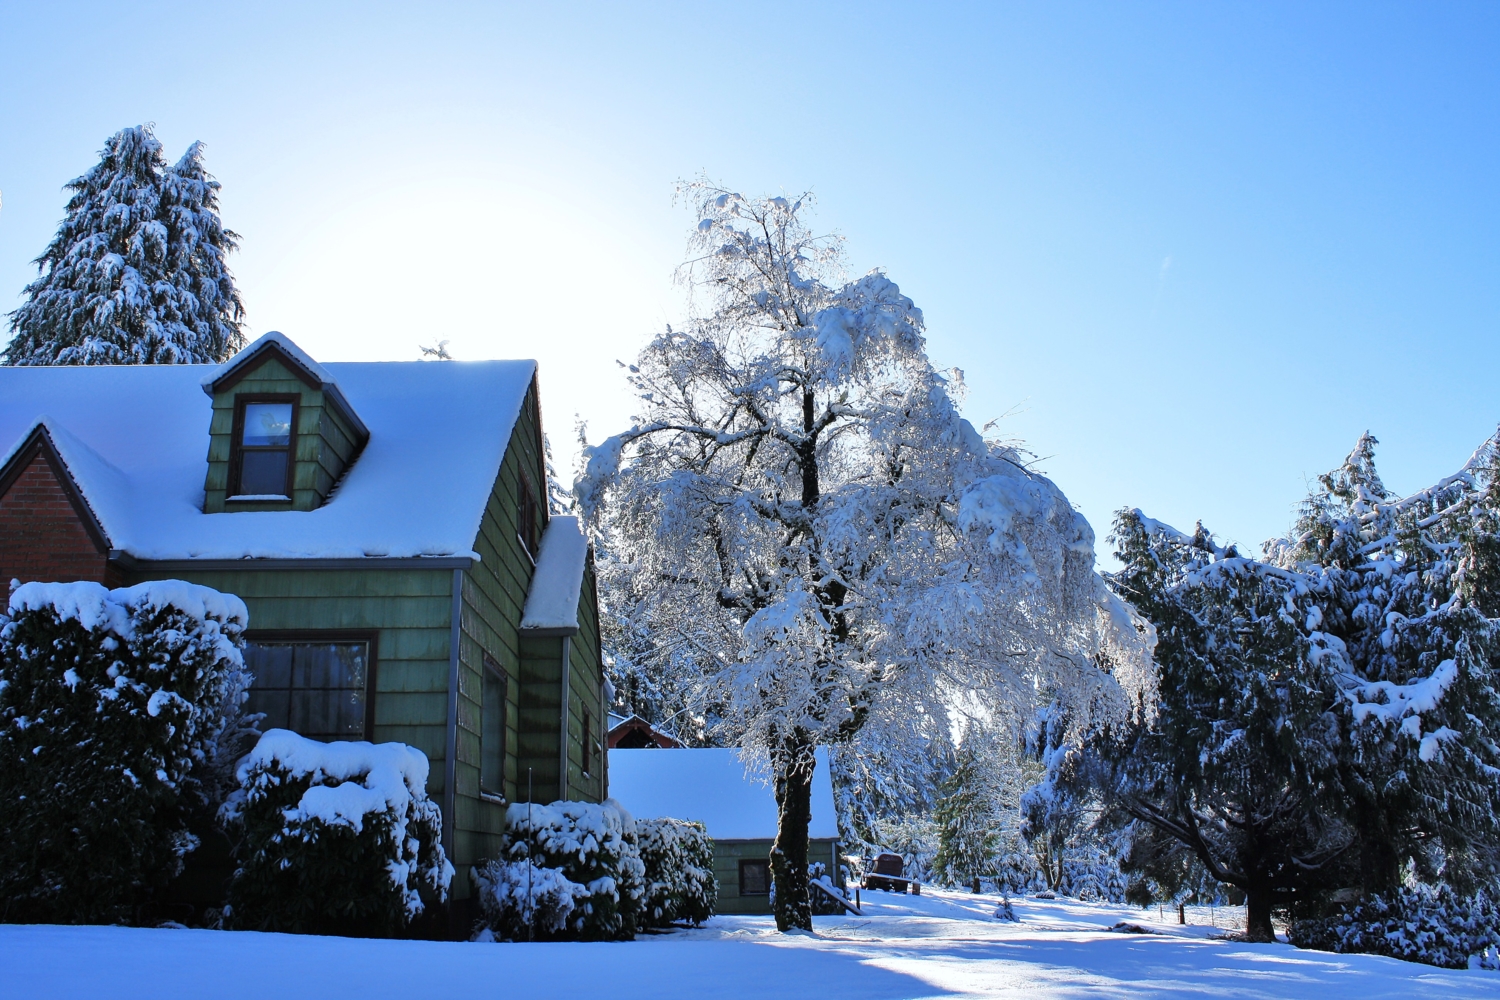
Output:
top-left (607, 747), bottom-right (840, 841)
top-left (0, 352), bottom-right (537, 561)
top-left (520, 516), bottom-right (589, 631)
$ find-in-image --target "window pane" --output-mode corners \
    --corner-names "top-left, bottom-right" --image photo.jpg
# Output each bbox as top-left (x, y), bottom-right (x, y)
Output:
top-left (242, 403), bottom-right (293, 446)
top-left (481, 667), bottom-right (505, 795)
top-left (238, 450), bottom-right (288, 496)
top-left (242, 640), bottom-right (368, 743)
top-left (741, 860), bottom-right (770, 895)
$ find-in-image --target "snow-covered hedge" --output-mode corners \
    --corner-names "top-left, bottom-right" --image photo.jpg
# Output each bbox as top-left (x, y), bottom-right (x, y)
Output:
top-left (636, 817), bottom-right (716, 927)
top-left (1291, 884), bottom-right (1500, 970)
top-left (0, 580), bottom-right (249, 923)
top-left (478, 799), bottom-right (645, 940)
top-left (220, 729), bottom-right (453, 936)
top-left (473, 859), bottom-right (587, 940)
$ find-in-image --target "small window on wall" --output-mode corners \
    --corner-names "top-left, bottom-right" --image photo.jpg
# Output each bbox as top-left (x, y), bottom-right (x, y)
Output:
top-left (231, 398), bottom-right (296, 498)
top-left (581, 709), bottom-right (593, 777)
top-left (242, 635), bottom-right (372, 742)
top-left (481, 655), bottom-right (508, 798)
top-left (739, 859), bottom-right (771, 896)
top-left (517, 474), bottom-right (540, 560)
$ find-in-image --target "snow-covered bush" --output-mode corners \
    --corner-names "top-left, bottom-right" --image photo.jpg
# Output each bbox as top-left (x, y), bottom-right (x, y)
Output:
top-left (635, 817), bottom-right (716, 927)
top-left (1291, 884), bottom-right (1500, 969)
top-left (220, 729), bottom-right (452, 936)
top-left (1057, 847), bottom-right (1128, 903)
top-left (0, 580), bottom-right (249, 923)
top-left (473, 859), bottom-right (587, 940)
top-left (499, 798), bottom-right (645, 940)
top-left (991, 850), bottom-right (1045, 897)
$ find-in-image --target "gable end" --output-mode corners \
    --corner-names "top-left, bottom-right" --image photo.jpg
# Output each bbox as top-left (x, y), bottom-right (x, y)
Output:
top-left (0, 426), bottom-right (114, 586)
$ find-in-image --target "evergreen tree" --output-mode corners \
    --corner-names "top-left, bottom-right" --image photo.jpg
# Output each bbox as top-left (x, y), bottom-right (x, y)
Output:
top-left (932, 738), bottom-right (1000, 887)
top-left (1275, 433), bottom-right (1500, 897)
top-left (1057, 433), bottom-right (1500, 942)
top-left (4, 125), bottom-right (245, 366)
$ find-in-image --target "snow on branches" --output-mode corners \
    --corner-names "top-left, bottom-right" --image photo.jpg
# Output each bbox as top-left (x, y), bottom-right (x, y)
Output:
top-left (1072, 430), bottom-right (1500, 942)
top-left (578, 182), bottom-right (1148, 930)
top-left (4, 125), bottom-right (245, 366)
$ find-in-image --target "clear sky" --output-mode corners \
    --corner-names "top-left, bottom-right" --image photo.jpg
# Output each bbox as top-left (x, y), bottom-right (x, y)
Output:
top-left (3, 2), bottom-right (1498, 560)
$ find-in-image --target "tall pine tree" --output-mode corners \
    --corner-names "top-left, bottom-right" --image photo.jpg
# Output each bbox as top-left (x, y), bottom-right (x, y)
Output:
top-left (932, 738), bottom-right (1001, 887)
top-left (4, 125), bottom-right (245, 366)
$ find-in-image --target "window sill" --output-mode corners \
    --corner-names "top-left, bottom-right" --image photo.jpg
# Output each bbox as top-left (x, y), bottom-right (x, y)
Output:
top-left (228, 494), bottom-right (291, 502)
top-left (479, 791), bottom-right (508, 806)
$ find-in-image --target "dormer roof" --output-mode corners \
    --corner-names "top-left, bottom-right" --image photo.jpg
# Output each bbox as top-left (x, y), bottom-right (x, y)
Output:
top-left (202, 331), bottom-right (370, 442)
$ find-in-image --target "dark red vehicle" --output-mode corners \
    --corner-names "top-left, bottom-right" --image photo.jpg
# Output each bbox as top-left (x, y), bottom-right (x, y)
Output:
top-left (864, 853), bottom-right (918, 893)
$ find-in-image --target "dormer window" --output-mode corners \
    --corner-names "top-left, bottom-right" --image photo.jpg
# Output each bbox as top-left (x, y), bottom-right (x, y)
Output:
top-left (231, 397), bottom-right (296, 499)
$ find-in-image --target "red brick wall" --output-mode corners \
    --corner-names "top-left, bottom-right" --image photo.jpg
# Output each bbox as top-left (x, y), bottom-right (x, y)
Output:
top-left (0, 451), bottom-right (110, 589)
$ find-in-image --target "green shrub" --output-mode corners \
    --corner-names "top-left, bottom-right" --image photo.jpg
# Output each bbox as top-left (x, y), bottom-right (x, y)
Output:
top-left (1291, 884), bottom-right (1500, 969)
top-left (221, 729), bottom-right (452, 937)
top-left (500, 799), bottom-right (645, 940)
top-left (636, 817), bottom-right (716, 926)
top-left (0, 580), bottom-right (249, 924)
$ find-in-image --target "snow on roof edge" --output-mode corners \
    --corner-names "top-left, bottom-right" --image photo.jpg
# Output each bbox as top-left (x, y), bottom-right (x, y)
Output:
top-left (0, 417), bottom-right (128, 546)
top-left (200, 330), bottom-right (334, 393)
top-left (520, 516), bottom-right (589, 630)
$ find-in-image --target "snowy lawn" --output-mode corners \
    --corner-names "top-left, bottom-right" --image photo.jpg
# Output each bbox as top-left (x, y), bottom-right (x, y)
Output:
top-left (5, 888), bottom-right (1497, 999)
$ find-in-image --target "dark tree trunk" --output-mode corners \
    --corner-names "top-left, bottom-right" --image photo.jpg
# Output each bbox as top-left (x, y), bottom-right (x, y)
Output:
top-left (770, 739), bottom-right (816, 932)
top-left (1245, 886), bottom-right (1276, 942)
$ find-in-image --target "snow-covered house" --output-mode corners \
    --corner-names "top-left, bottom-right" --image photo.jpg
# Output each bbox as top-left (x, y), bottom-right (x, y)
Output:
top-left (607, 747), bottom-right (842, 914)
top-left (0, 331), bottom-right (608, 918)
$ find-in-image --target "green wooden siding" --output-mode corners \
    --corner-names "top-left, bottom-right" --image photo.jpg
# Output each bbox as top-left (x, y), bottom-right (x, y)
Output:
top-left (712, 838), bottom-right (842, 914)
top-left (203, 355), bottom-right (361, 513)
top-left (562, 572), bottom-right (606, 803)
top-left (123, 566), bottom-right (454, 766)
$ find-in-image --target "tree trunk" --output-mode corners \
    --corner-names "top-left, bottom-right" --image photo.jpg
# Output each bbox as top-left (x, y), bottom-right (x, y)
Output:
top-left (770, 739), bottom-right (816, 932)
top-left (1244, 887), bottom-right (1276, 942)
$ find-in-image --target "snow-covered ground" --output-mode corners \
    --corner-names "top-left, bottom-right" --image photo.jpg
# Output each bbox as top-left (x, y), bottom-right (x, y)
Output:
top-left (4, 889), bottom-right (1496, 999)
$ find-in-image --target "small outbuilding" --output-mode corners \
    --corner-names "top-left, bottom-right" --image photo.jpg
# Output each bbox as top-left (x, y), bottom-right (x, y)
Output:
top-left (606, 712), bottom-right (682, 749)
top-left (608, 746), bottom-right (842, 915)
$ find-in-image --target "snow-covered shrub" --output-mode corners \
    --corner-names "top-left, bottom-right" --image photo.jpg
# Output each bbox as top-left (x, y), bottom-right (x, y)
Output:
top-left (635, 817), bottom-right (716, 927)
top-left (220, 729), bottom-right (452, 936)
top-left (473, 859), bottom-right (587, 940)
top-left (992, 850), bottom-right (1045, 897)
top-left (500, 798), bottom-right (645, 940)
top-left (0, 580), bottom-right (249, 923)
top-left (1058, 847), bottom-right (1128, 903)
top-left (1291, 884), bottom-right (1500, 970)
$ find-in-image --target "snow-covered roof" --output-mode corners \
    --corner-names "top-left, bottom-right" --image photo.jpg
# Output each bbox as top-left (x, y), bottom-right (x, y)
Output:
top-left (520, 516), bottom-right (589, 631)
top-left (607, 747), bottom-right (840, 840)
top-left (0, 356), bottom-right (537, 561)
top-left (201, 331), bottom-right (335, 394)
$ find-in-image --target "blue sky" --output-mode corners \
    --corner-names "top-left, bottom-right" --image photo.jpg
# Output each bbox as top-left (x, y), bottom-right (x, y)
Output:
top-left (3, 2), bottom-right (1498, 559)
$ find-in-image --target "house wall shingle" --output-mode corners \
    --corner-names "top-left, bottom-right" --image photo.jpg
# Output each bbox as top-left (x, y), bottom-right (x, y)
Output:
top-left (0, 451), bottom-right (114, 588)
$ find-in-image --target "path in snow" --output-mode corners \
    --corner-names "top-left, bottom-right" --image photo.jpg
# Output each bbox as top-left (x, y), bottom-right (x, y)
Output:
top-left (3, 889), bottom-right (1497, 999)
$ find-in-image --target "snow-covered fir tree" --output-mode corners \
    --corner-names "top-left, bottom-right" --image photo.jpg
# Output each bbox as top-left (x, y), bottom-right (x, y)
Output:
top-left (931, 736), bottom-right (1002, 887)
top-left (577, 183), bottom-right (1150, 931)
top-left (4, 125), bottom-right (245, 365)
top-left (1055, 432), bottom-right (1500, 942)
top-left (1272, 432), bottom-right (1500, 897)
